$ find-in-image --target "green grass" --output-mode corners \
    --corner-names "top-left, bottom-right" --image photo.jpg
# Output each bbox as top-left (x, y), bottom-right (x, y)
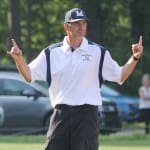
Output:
top-left (100, 133), bottom-right (150, 146)
top-left (100, 146), bottom-right (150, 150)
top-left (0, 135), bottom-right (44, 143)
top-left (0, 133), bottom-right (150, 150)
top-left (99, 133), bottom-right (150, 150)
top-left (0, 143), bottom-right (43, 150)
top-left (0, 135), bottom-right (45, 150)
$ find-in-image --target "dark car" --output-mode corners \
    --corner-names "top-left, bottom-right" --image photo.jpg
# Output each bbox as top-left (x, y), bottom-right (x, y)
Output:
top-left (0, 64), bottom-right (122, 134)
top-left (101, 84), bottom-right (140, 122)
top-left (0, 106), bottom-right (4, 127)
top-left (99, 98), bottom-right (122, 134)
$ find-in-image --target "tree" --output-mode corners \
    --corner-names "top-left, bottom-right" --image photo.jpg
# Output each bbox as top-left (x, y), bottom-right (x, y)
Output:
top-left (127, 0), bottom-right (150, 95)
top-left (8, 0), bottom-right (21, 45)
top-left (25, 0), bottom-right (33, 62)
top-left (0, 0), bottom-right (9, 64)
top-left (77, 0), bottom-right (103, 43)
top-left (0, 0), bottom-right (149, 95)
top-left (130, 0), bottom-right (150, 72)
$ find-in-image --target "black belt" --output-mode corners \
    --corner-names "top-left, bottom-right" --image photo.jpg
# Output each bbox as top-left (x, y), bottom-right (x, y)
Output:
top-left (55, 104), bottom-right (98, 110)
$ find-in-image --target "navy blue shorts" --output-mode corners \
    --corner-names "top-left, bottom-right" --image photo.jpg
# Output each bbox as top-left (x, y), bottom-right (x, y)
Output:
top-left (45, 104), bottom-right (100, 150)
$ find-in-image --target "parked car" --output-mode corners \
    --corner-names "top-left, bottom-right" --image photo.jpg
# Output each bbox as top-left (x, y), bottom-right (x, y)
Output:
top-left (0, 71), bottom-right (52, 134)
top-left (99, 98), bottom-right (122, 134)
top-left (0, 64), bottom-right (122, 134)
top-left (101, 84), bottom-right (140, 122)
top-left (0, 106), bottom-right (4, 127)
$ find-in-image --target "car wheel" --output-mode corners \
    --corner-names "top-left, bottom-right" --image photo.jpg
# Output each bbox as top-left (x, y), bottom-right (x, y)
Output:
top-left (100, 130), bottom-right (110, 135)
top-left (0, 106), bottom-right (4, 127)
top-left (44, 116), bottom-right (50, 129)
top-left (41, 116), bottom-right (50, 134)
top-left (44, 111), bottom-right (53, 129)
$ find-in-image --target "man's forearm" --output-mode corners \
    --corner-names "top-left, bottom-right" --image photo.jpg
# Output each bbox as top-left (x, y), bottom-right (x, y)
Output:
top-left (120, 56), bottom-right (139, 83)
top-left (15, 56), bottom-right (32, 82)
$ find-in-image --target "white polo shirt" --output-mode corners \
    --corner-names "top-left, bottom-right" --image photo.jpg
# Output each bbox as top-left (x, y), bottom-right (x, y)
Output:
top-left (139, 87), bottom-right (150, 109)
top-left (29, 37), bottom-right (123, 107)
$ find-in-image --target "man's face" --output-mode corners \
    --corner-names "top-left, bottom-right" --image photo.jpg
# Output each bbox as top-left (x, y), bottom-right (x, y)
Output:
top-left (64, 20), bottom-right (87, 40)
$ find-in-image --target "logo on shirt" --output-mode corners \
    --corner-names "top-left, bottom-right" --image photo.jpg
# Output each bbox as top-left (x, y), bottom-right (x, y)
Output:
top-left (81, 54), bottom-right (92, 61)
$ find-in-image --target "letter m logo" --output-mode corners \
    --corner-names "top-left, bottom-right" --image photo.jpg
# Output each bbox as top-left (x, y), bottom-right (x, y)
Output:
top-left (76, 11), bottom-right (84, 17)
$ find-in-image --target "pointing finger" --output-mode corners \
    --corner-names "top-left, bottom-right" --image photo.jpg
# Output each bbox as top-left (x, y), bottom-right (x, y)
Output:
top-left (11, 38), bottom-right (18, 47)
top-left (138, 35), bottom-right (143, 46)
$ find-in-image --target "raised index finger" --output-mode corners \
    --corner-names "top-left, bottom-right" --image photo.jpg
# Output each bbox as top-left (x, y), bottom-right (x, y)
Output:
top-left (11, 38), bottom-right (18, 47)
top-left (138, 35), bottom-right (143, 46)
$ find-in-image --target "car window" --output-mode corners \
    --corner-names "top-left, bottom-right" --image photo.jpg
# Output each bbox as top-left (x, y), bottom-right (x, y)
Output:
top-left (36, 80), bottom-right (48, 89)
top-left (0, 80), bottom-right (3, 95)
top-left (0, 79), bottom-right (35, 96)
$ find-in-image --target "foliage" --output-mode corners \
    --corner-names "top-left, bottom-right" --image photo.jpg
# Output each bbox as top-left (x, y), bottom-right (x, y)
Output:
top-left (0, 0), bottom-right (150, 95)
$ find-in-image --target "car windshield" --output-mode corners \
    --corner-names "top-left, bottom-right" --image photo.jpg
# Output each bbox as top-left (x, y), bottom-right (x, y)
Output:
top-left (101, 84), bottom-right (120, 96)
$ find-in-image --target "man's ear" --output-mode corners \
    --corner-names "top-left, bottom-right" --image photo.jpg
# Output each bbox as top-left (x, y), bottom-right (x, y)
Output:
top-left (64, 23), bottom-right (68, 30)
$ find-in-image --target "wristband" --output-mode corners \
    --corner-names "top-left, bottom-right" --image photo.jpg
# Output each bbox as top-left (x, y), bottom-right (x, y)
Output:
top-left (132, 55), bottom-right (140, 61)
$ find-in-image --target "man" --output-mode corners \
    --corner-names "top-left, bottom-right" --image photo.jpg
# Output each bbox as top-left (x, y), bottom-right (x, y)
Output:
top-left (7, 8), bottom-right (143, 150)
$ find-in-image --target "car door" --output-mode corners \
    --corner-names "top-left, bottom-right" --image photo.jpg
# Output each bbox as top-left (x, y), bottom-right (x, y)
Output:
top-left (0, 78), bottom-right (45, 128)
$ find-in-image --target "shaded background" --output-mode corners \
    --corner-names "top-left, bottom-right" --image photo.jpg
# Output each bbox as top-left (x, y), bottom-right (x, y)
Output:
top-left (0, 0), bottom-right (150, 96)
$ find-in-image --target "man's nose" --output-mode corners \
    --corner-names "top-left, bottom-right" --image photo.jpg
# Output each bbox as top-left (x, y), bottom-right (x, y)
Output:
top-left (79, 23), bottom-right (84, 29)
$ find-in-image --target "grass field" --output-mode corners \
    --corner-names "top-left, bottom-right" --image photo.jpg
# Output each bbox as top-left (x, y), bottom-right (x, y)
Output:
top-left (0, 133), bottom-right (150, 150)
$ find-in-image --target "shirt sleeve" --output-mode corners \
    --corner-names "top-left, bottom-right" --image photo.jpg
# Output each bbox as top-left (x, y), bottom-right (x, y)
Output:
top-left (102, 50), bottom-right (123, 84)
top-left (28, 50), bottom-right (47, 82)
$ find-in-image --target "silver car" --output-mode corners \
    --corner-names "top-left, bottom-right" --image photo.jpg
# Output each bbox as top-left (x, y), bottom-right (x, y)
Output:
top-left (0, 70), bottom-right (53, 134)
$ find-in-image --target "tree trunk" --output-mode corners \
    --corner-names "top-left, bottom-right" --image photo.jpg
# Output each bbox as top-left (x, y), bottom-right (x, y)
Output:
top-left (8, 0), bottom-right (21, 45)
top-left (76, 0), bottom-right (103, 43)
top-left (26, 0), bottom-right (33, 62)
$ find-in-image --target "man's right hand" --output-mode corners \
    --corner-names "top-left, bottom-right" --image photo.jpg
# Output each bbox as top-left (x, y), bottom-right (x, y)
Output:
top-left (7, 39), bottom-right (32, 82)
top-left (7, 39), bottom-right (22, 61)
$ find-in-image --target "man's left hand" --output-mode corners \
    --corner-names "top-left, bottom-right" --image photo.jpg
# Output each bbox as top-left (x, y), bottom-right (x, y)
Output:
top-left (132, 35), bottom-right (144, 59)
